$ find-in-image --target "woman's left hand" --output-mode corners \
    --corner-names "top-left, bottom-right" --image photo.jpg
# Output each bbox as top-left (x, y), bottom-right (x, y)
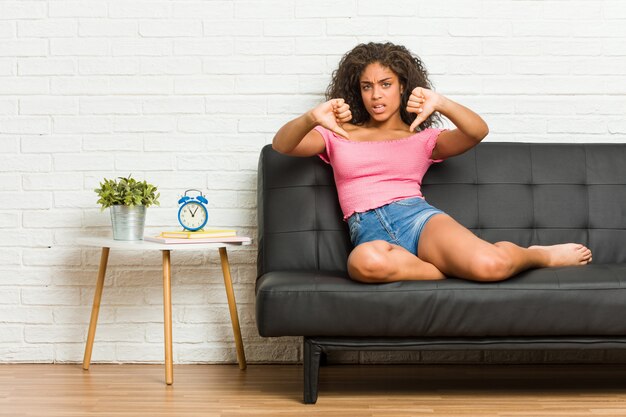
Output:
top-left (407, 87), bottom-right (443, 131)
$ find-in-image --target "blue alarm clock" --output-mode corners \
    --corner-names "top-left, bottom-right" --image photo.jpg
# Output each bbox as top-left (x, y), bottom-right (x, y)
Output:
top-left (177, 189), bottom-right (209, 231)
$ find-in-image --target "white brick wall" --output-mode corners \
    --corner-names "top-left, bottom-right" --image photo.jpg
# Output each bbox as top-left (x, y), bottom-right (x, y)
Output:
top-left (1, 0), bottom-right (626, 365)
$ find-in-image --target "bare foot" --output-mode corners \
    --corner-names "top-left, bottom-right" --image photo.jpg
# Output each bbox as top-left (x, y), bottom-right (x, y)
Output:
top-left (528, 243), bottom-right (592, 267)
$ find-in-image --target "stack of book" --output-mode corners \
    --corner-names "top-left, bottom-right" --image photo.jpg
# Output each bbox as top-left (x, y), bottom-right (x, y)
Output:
top-left (144, 229), bottom-right (250, 244)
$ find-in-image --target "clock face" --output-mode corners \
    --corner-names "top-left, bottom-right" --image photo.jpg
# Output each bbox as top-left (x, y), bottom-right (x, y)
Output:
top-left (178, 201), bottom-right (207, 230)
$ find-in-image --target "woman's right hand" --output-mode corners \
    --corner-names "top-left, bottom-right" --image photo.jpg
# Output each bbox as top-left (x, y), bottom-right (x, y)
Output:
top-left (309, 98), bottom-right (352, 139)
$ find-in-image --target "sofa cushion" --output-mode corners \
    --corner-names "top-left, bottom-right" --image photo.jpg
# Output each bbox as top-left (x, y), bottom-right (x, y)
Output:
top-left (256, 264), bottom-right (626, 337)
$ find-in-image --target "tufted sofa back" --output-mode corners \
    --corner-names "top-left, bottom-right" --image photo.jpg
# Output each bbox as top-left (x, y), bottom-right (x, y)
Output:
top-left (257, 143), bottom-right (626, 277)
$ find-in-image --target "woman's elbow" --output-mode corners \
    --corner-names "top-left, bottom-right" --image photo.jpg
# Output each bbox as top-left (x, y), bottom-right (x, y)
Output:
top-left (478, 123), bottom-right (489, 141)
top-left (272, 137), bottom-right (289, 154)
top-left (482, 125), bottom-right (489, 140)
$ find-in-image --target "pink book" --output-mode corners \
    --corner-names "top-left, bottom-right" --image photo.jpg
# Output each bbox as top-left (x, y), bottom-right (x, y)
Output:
top-left (144, 235), bottom-right (251, 244)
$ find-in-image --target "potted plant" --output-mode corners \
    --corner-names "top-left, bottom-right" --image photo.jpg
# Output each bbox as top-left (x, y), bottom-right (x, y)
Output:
top-left (95, 175), bottom-right (160, 240)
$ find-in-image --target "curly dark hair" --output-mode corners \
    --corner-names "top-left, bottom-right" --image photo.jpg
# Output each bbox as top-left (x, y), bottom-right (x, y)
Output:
top-left (326, 42), bottom-right (440, 131)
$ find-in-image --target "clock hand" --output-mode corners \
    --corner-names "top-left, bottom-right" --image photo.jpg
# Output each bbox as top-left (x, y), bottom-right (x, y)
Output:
top-left (190, 207), bottom-right (198, 217)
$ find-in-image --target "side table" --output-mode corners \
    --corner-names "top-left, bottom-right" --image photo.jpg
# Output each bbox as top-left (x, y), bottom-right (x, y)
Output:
top-left (78, 236), bottom-right (251, 384)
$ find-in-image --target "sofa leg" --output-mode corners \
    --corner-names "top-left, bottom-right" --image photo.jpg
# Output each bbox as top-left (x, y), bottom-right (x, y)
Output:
top-left (303, 338), bottom-right (323, 404)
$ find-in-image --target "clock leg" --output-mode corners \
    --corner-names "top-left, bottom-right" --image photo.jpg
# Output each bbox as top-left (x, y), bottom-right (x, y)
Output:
top-left (162, 250), bottom-right (174, 385)
top-left (83, 247), bottom-right (110, 370)
top-left (219, 247), bottom-right (247, 370)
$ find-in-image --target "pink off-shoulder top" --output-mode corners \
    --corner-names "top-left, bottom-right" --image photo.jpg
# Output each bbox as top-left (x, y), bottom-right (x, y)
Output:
top-left (314, 125), bottom-right (446, 220)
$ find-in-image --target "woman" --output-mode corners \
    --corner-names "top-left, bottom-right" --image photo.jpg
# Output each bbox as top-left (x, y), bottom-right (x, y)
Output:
top-left (272, 42), bottom-right (592, 283)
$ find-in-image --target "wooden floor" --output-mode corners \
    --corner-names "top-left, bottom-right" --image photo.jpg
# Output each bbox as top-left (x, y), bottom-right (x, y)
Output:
top-left (1, 363), bottom-right (626, 416)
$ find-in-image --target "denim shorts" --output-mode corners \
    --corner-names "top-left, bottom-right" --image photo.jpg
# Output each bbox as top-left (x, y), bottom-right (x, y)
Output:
top-left (347, 196), bottom-right (445, 256)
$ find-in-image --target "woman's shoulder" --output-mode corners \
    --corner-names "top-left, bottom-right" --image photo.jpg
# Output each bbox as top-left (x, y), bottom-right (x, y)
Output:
top-left (344, 124), bottom-right (428, 143)
top-left (314, 123), bottom-right (358, 142)
top-left (315, 124), bottom-right (442, 143)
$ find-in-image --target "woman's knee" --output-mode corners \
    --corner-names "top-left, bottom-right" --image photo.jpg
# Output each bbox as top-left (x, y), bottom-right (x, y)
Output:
top-left (348, 240), bottom-right (394, 283)
top-left (469, 249), bottom-right (514, 282)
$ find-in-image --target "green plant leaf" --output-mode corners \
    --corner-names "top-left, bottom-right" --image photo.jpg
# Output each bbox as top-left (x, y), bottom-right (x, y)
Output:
top-left (94, 174), bottom-right (160, 210)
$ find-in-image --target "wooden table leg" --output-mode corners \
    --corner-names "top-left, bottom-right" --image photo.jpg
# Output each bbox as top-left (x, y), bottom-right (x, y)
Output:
top-left (83, 247), bottom-right (110, 370)
top-left (162, 250), bottom-right (174, 385)
top-left (219, 247), bottom-right (247, 370)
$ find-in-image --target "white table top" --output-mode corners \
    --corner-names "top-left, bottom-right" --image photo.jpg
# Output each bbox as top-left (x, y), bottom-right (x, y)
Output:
top-left (78, 236), bottom-right (251, 251)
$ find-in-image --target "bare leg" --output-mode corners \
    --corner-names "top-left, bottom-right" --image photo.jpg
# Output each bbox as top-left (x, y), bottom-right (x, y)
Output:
top-left (348, 240), bottom-right (445, 283)
top-left (418, 214), bottom-right (592, 282)
top-left (490, 241), bottom-right (592, 275)
top-left (527, 243), bottom-right (593, 267)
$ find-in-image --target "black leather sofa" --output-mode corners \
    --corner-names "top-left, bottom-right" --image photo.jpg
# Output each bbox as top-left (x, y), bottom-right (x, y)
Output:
top-left (255, 142), bottom-right (626, 404)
